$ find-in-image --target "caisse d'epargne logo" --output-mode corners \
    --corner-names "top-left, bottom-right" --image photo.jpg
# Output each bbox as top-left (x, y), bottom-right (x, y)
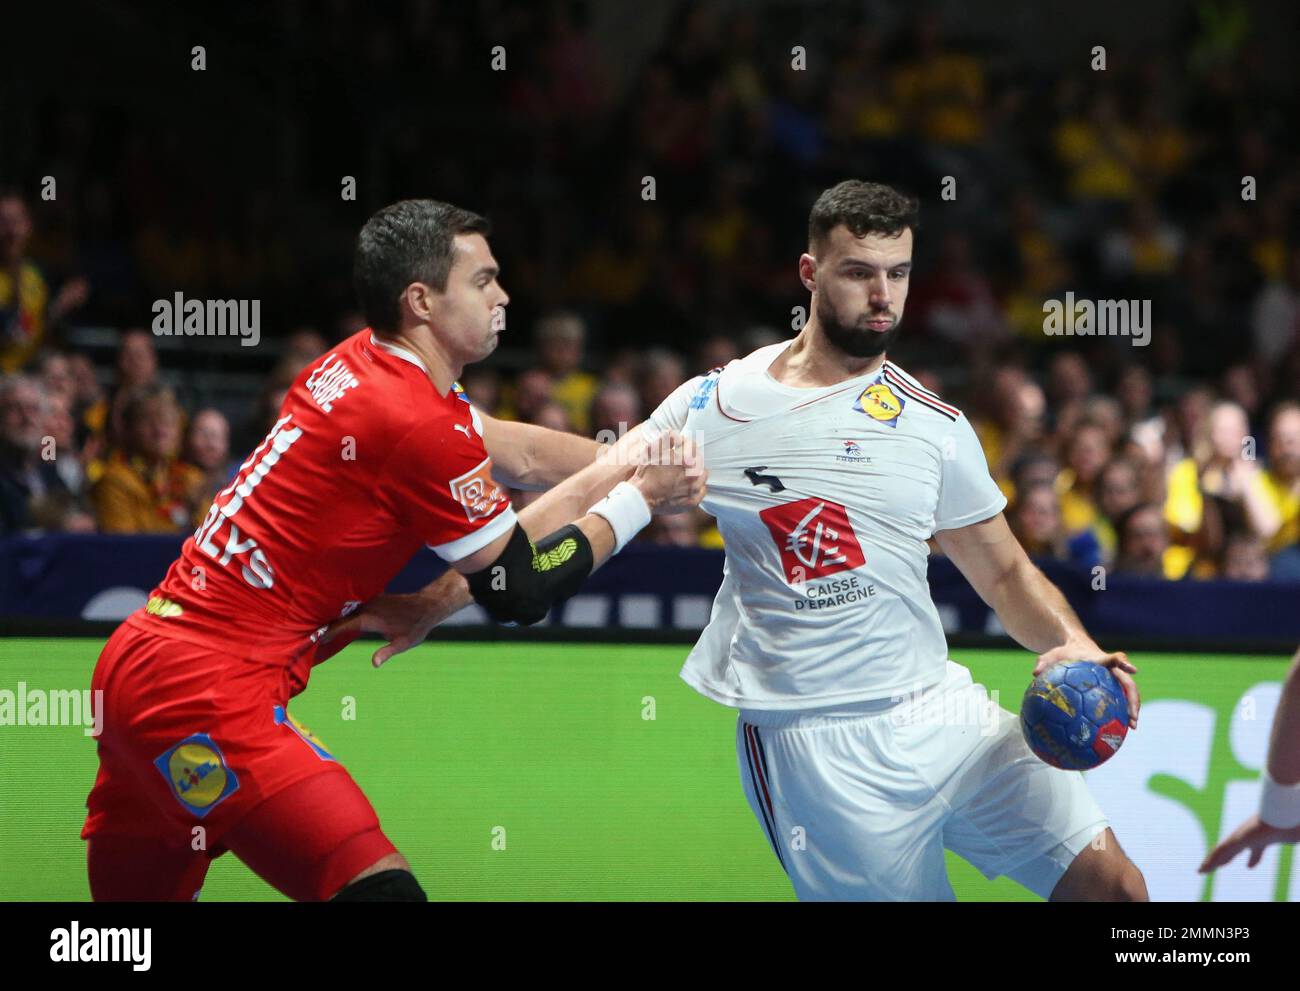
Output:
top-left (760, 497), bottom-right (865, 583)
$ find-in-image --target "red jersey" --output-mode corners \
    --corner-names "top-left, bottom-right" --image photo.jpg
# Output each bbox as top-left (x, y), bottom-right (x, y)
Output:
top-left (127, 329), bottom-right (515, 667)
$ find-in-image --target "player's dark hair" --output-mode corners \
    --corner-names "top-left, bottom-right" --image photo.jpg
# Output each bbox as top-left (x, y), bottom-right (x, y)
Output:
top-left (353, 199), bottom-right (491, 335)
top-left (808, 181), bottom-right (919, 254)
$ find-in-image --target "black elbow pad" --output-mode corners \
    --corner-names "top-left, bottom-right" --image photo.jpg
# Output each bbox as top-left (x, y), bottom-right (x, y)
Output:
top-left (466, 524), bottom-right (594, 626)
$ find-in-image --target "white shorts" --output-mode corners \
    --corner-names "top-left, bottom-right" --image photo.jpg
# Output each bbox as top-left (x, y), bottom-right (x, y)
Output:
top-left (736, 661), bottom-right (1108, 901)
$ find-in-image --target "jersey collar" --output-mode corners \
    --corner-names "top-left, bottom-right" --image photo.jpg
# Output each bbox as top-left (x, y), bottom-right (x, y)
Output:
top-left (369, 332), bottom-right (429, 374)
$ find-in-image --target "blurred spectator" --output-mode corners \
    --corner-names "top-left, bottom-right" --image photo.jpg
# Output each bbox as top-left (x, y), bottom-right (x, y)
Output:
top-left (590, 382), bottom-right (642, 444)
top-left (1115, 364), bottom-right (1155, 426)
top-left (1095, 457), bottom-right (1144, 561)
top-left (498, 368), bottom-right (554, 424)
top-left (0, 190), bottom-right (89, 373)
top-left (973, 368), bottom-right (1046, 495)
top-left (1010, 450), bottom-right (1060, 497)
top-left (639, 349), bottom-right (685, 415)
top-left (38, 351), bottom-right (76, 407)
top-left (1164, 386), bottom-right (1213, 467)
top-left (43, 392), bottom-right (88, 502)
top-left (1055, 420), bottom-right (1111, 535)
top-left (1009, 480), bottom-right (1099, 567)
top-left (0, 376), bottom-right (88, 533)
top-left (1046, 352), bottom-right (1093, 411)
top-left (535, 311), bottom-right (599, 433)
top-left (1260, 403), bottom-right (1300, 574)
top-left (601, 348), bottom-right (643, 388)
top-left (532, 401), bottom-right (573, 434)
top-left (185, 408), bottom-right (234, 493)
top-left (89, 329), bottom-right (162, 452)
top-left (1082, 395), bottom-right (1125, 450)
top-left (67, 353), bottom-right (106, 437)
top-left (92, 383), bottom-right (209, 533)
top-left (1114, 504), bottom-right (1172, 578)
top-left (1164, 401), bottom-right (1278, 578)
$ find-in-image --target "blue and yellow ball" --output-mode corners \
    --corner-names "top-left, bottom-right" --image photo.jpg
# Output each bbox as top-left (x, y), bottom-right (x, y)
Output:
top-left (1020, 660), bottom-right (1129, 770)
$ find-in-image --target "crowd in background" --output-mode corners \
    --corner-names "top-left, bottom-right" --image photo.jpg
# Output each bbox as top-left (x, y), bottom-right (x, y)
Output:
top-left (2, 2), bottom-right (1298, 581)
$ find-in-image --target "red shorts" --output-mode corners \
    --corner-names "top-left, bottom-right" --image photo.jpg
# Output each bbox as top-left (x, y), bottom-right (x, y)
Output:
top-left (83, 621), bottom-right (396, 900)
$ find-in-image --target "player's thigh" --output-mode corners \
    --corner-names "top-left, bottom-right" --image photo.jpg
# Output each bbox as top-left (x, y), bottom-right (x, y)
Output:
top-left (941, 708), bottom-right (1108, 899)
top-left (88, 833), bottom-right (215, 902)
top-left (736, 715), bottom-right (953, 901)
top-left (84, 728), bottom-right (219, 901)
top-left (222, 768), bottom-right (402, 902)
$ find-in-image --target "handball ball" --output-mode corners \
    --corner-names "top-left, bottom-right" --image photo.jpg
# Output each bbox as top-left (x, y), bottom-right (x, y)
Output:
top-left (1020, 660), bottom-right (1128, 770)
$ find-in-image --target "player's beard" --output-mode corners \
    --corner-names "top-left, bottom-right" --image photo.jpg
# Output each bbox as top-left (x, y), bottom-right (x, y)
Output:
top-left (817, 297), bottom-right (903, 359)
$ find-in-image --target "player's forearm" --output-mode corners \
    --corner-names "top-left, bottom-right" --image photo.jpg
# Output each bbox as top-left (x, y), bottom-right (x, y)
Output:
top-left (1266, 648), bottom-right (1300, 785)
top-left (989, 558), bottom-right (1095, 655)
top-left (515, 454), bottom-right (635, 540)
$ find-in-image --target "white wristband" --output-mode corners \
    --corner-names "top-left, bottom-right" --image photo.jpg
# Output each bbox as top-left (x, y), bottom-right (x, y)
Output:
top-left (1259, 768), bottom-right (1300, 829)
top-left (587, 481), bottom-right (652, 554)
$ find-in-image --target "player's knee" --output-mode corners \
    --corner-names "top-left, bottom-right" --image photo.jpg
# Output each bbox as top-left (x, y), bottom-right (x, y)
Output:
top-left (1073, 858), bottom-right (1147, 902)
top-left (330, 868), bottom-right (426, 902)
top-left (1112, 862), bottom-right (1148, 902)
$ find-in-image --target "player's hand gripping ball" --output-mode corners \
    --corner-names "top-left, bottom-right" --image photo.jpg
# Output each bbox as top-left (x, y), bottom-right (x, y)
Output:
top-left (1020, 660), bottom-right (1129, 770)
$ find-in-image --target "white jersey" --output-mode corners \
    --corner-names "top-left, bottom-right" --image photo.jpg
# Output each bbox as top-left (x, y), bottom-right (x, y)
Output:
top-left (647, 342), bottom-right (1006, 710)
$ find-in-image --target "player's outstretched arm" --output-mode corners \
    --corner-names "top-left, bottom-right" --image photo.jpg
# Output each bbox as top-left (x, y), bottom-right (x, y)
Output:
top-left (448, 430), bottom-right (705, 614)
top-left (933, 511), bottom-right (1140, 729)
top-left (478, 411), bottom-right (603, 491)
top-left (322, 431), bottom-right (705, 666)
top-left (1200, 646), bottom-right (1300, 873)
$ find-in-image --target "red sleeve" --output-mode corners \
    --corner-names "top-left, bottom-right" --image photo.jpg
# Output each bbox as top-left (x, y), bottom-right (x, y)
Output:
top-left (382, 412), bottom-right (517, 562)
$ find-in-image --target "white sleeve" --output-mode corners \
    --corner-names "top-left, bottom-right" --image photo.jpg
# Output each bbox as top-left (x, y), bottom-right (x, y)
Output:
top-left (933, 414), bottom-right (1008, 532)
top-left (644, 374), bottom-right (707, 437)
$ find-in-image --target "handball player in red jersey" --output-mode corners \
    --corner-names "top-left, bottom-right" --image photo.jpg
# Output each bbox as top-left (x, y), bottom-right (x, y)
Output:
top-left (83, 200), bottom-right (706, 901)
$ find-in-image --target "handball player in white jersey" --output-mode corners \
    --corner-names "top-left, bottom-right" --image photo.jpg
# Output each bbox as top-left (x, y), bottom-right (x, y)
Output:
top-left (642, 181), bottom-right (1148, 901)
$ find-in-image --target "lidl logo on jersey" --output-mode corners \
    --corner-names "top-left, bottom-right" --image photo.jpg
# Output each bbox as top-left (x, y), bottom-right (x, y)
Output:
top-left (853, 382), bottom-right (905, 427)
top-left (153, 733), bottom-right (239, 818)
top-left (760, 497), bottom-right (865, 583)
top-left (450, 456), bottom-right (508, 522)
